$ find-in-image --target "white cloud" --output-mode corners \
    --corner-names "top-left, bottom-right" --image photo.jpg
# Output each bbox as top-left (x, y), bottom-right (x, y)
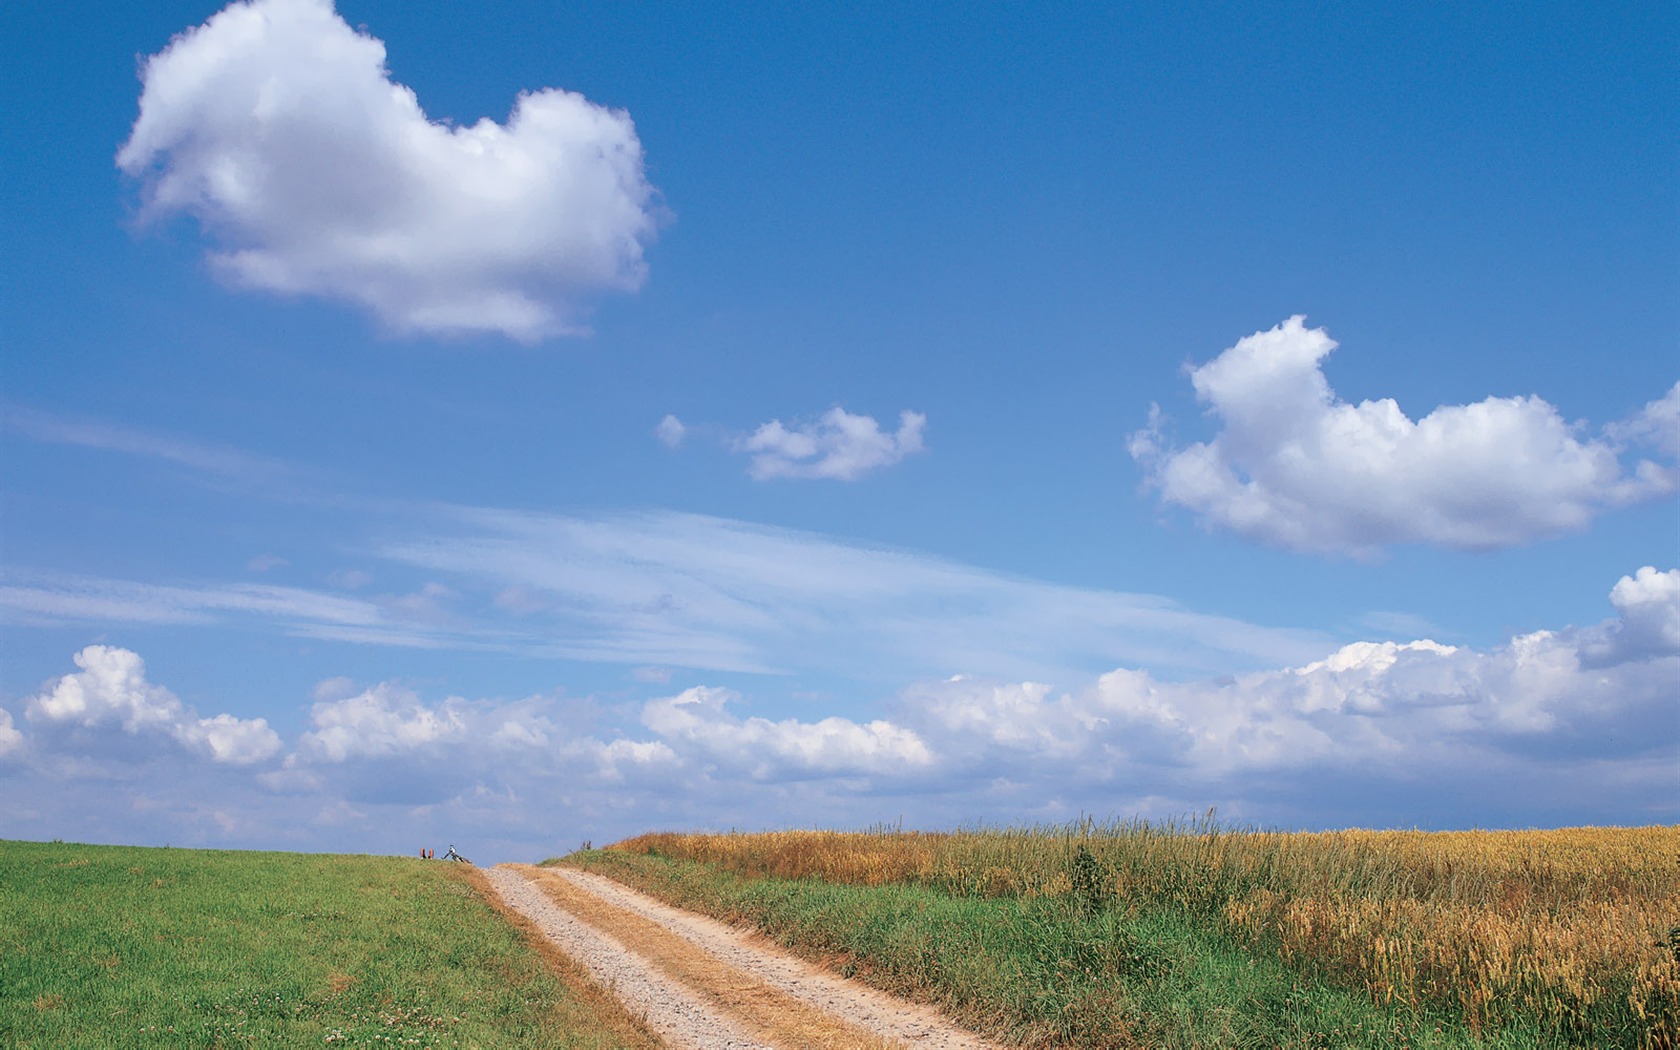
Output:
top-left (4, 568), bottom-right (1672, 855)
top-left (1130, 317), bottom-right (1677, 556)
top-left (655, 414), bottom-right (687, 449)
top-left (25, 645), bottom-right (280, 765)
top-left (0, 411), bottom-right (1324, 683)
top-left (737, 408), bottom-right (926, 480)
top-left (296, 682), bottom-right (469, 762)
top-left (2, 570), bottom-right (385, 627)
top-left (1608, 381), bottom-right (1680, 460)
top-left (0, 708), bottom-right (22, 759)
top-left (641, 686), bottom-right (933, 780)
top-left (29, 645), bottom-right (195, 732)
top-left (1579, 566), bottom-right (1680, 667)
top-left (904, 567), bottom-right (1680, 791)
top-left (3, 406), bottom-right (299, 487)
top-left (380, 507), bottom-right (1330, 681)
top-left (117, 0), bottom-right (659, 340)
top-left (181, 713), bottom-right (289, 765)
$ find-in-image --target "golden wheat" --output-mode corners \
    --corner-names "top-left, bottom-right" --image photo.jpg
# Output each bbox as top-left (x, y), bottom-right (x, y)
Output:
top-left (613, 822), bottom-right (1679, 1040)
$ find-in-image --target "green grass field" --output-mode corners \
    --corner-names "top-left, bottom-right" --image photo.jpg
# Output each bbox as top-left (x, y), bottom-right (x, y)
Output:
top-left (0, 840), bottom-right (655, 1049)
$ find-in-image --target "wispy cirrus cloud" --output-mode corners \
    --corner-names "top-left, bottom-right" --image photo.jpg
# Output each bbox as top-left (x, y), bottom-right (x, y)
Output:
top-left (3, 406), bottom-right (301, 489)
top-left (1130, 317), bottom-right (1678, 557)
top-left (1, 570), bottom-right (384, 629)
top-left (1, 504), bottom-right (1331, 686)
top-left (376, 506), bottom-right (1331, 683)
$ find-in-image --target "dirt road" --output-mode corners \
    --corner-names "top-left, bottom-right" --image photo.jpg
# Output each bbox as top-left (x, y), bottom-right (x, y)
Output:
top-left (486, 864), bottom-right (1000, 1050)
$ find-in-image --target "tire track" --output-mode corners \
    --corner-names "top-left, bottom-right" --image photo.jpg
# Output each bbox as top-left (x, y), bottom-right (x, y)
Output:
top-left (486, 864), bottom-right (999, 1050)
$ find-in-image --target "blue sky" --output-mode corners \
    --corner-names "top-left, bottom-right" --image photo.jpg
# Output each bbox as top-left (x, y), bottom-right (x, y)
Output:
top-left (2, 0), bottom-right (1675, 861)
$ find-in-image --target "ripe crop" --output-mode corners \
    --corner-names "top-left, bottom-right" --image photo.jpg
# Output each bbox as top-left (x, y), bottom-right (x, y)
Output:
top-left (610, 820), bottom-right (1679, 1045)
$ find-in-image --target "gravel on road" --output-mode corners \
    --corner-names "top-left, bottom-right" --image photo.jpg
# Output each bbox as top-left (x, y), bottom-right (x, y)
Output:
top-left (485, 864), bottom-right (1000, 1050)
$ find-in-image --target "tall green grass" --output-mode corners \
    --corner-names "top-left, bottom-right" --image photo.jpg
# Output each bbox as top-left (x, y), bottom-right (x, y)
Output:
top-left (0, 840), bottom-right (648, 1049)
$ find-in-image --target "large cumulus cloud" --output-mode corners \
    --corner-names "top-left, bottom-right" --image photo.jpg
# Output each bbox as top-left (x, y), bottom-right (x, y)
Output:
top-left (1129, 317), bottom-right (1677, 556)
top-left (25, 645), bottom-right (280, 765)
top-left (117, 0), bottom-right (660, 340)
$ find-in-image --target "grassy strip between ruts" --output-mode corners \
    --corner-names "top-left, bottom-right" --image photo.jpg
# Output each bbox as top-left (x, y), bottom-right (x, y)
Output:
top-left (559, 849), bottom-right (1586, 1050)
top-left (514, 864), bottom-right (899, 1049)
top-left (0, 840), bottom-right (660, 1049)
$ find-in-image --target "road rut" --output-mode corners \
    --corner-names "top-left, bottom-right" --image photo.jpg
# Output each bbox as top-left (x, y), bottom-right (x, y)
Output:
top-left (485, 864), bottom-right (999, 1050)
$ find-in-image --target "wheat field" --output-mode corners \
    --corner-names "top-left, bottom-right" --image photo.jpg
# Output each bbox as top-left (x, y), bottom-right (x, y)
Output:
top-left (611, 820), bottom-right (1680, 1045)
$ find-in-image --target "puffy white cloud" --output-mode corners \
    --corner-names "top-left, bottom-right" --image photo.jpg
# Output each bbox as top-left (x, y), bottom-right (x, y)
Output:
top-left (25, 646), bottom-right (280, 764)
top-left (117, 0), bottom-right (659, 340)
top-left (1130, 317), bottom-right (1677, 556)
top-left (296, 682), bottom-right (469, 762)
top-left (1579, 566), bottom-right (1680, 666)
top-left (28, 645), bottom-right (184, 732)
top-left (641, 686), bottom-right (932, 780)
top-left (0, 708), bottom-right (22, 759)
top-left (1608, 567), bottom-right (1680, 653)
top-left (655, 414), bottom-right (687, 449)
top-left (181, 712), bottom-right (290, 765)
top-left (737, 408), bottom-right (926, 481)
top-left (905, 568), bottom-right (1680, 788)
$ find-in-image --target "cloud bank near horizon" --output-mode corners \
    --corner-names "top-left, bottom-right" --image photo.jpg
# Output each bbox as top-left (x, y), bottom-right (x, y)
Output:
top-left (3, 566), bottom-right (1672, 857)
top-left (1130, 317), bottom-right (1678, 557)
top-left (117, 0), bottom-right (660, 340)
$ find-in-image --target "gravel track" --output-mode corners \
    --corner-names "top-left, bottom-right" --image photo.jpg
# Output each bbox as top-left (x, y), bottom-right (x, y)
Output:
top-left (485, 864), bottom-right (1000, 1050)
top-left (485, 866), bottom-right (769, 1048)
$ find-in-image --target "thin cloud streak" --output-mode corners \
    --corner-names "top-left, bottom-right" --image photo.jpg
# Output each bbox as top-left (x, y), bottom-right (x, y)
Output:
top-left (3, 406), bottom-right (300, 487)
top-left (1, 508), bottom-right (1333, 685)
top-left (380, 506), bottom-right (1334, 682)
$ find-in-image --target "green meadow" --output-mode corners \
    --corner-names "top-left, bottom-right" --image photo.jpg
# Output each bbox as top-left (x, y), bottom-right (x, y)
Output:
top-left (0, 840), bottom-right (654, 1049)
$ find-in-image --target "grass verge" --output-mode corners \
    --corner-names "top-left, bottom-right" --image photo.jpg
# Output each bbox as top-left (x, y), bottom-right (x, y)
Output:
top-left (0, 840), bottom-right (659, 1049)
